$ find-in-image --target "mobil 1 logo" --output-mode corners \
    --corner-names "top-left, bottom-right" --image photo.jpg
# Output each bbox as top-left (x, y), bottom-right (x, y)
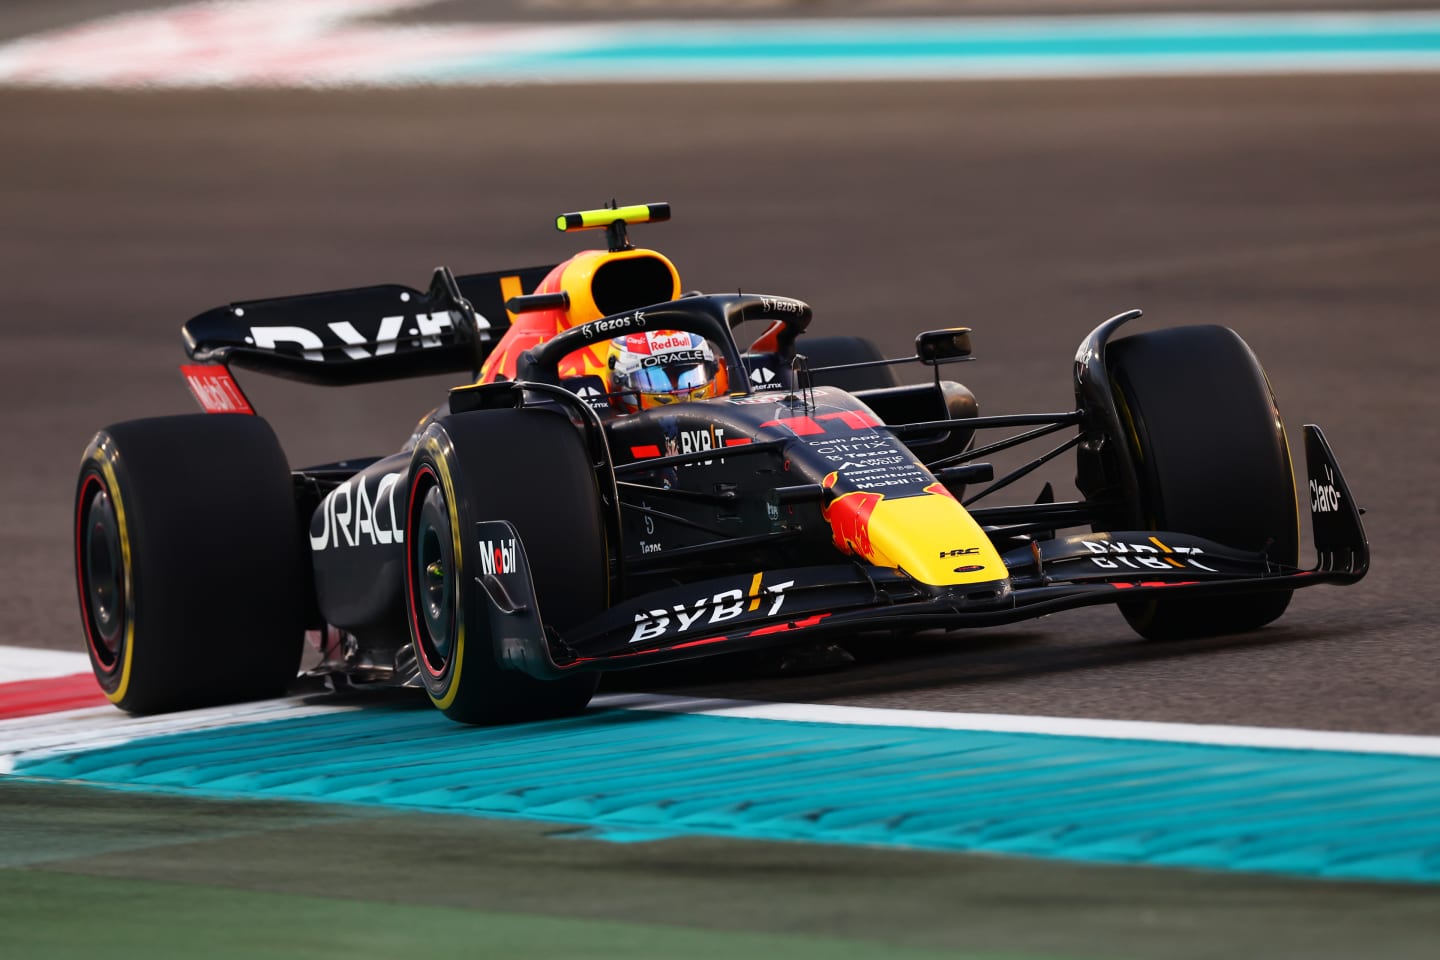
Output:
top-left (474, 520), bottom-right (525, 578)
top-left (479, 537), bottom-right (518, 576)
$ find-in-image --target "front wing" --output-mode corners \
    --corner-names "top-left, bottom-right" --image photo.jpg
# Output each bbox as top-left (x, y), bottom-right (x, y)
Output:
top-left (482, 425), bottom-right (1367, 680)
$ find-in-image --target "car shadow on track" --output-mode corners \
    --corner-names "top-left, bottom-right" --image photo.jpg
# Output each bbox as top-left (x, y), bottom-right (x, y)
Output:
top-left (598, 618), bottom-right (1355, 710)
top-left (280, 617), bottom-right (1371, 727)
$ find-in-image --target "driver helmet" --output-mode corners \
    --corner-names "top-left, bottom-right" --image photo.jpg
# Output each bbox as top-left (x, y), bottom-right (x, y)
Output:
top-left (608, 330), bottom-right (724, 413)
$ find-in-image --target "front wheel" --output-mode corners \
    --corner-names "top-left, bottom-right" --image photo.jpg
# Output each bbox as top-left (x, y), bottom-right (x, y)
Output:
top-left (404, 408), bottom-right (605, 724)
top-left (799, 336), bottom-right (899, 391)
top-left (1106, 325), bottom-right (1299, 640)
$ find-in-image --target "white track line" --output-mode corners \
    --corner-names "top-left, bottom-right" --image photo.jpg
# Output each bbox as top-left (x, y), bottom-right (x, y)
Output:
top-left (0, 698), bottom-right (360, 774)
top-left (593, 694), bottom-right (1440, 758)
top-left (0, 646), bottom-right (90, 683)
top-left (6, 647), bottom-right (1440, 764)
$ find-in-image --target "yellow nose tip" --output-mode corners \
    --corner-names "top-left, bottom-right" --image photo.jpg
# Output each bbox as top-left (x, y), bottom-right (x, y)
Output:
top-left (860, 491), bottom-right (1010, 587)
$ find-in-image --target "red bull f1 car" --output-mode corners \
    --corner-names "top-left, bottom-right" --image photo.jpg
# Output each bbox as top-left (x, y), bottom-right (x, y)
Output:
top-left (74, 203), bottom-right (1370, 724)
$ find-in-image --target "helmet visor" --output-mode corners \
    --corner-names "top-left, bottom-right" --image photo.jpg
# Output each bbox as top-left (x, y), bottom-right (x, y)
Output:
top-left (633, 362), bottom-right (713, 395)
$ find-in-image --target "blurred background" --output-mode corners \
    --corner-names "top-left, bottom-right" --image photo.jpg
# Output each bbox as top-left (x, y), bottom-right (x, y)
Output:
top-left (2, 1), bottom-right (1438, 730)
top-left (5, 4), bottom-right (1440, 957)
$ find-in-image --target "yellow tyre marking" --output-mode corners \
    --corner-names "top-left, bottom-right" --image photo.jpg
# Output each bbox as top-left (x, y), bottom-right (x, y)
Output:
top-left (424, 435), bottom-right (466, 712)
top-left (1112, 382), bottom-right (1159, 628)
top-left (1111, 379), bottom-right (1145, 467)
top-left (91, 443), bottom-right (135, 705)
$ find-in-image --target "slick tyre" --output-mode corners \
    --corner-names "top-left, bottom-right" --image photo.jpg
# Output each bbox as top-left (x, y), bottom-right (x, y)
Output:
top-left (799, 336), bottom-right (899, 391)
top-left (75, 414), bottom-right (305, 713)
top-left (404, 409), bottom-right (604, 724)
top-left (1107, 325), bottom-right (1300, 640)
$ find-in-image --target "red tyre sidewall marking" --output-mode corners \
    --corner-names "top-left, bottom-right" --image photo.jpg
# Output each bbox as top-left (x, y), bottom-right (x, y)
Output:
top-left (405, 464), bottom-right (448, 680)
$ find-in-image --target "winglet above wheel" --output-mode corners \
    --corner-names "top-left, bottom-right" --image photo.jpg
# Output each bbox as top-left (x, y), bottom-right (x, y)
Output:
top-left (470, 518), bottom-right (552, 678)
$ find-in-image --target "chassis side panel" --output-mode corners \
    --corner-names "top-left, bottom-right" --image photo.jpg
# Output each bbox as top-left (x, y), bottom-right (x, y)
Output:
top-left (308, 452), bottom-right (413, 655)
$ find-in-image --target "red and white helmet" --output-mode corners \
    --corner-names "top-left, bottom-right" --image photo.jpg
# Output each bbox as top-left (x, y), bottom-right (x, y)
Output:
top-left (608, 330), bottom-right (724, 413)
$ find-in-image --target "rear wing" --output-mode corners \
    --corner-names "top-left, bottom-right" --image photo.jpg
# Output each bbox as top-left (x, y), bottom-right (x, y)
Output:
top-left (183, 264), bottom-right (555, 386)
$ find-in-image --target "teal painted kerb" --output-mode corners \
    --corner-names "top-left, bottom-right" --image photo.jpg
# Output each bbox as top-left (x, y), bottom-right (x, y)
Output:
top-left (15, 707), bottom-right (1440, 884)
top-left (409, 15), bottom-right (1440, 80)
top-left (543, 31), bottom-right (1440, 61)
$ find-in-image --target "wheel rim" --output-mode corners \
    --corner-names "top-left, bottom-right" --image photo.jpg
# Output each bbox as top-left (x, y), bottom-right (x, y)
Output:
top-left (81, 481), bottom-right (125, 667)
top-left (412, 482), bottom-right (455, 676)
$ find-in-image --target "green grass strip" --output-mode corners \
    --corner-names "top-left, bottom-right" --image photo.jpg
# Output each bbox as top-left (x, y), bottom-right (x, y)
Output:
top-left (0, 868), bottom-right (1061, 960)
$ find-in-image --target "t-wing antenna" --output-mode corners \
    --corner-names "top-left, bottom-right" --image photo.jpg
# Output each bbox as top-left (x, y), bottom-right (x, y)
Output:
top-left (555, 201), bottom-right (671, 252)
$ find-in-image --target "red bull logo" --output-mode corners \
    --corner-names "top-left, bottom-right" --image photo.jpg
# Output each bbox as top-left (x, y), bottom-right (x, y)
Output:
top-left (823, 474), bottom-right (884, 559)
top-left (645, 331), bottom-right (693, 353)
top-left (923, 481), bottom-right (955, 500)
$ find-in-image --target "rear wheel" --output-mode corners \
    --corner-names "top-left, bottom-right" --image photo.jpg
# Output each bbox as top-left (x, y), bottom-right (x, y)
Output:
top-left (798, 335), bottom-right (899, 391)
top-left (404, 408), bottom-right (605, 724)
top-left (1106, 325), bottom-right (1299, 640)
top-left (75, 414), bottom-right (305, 713)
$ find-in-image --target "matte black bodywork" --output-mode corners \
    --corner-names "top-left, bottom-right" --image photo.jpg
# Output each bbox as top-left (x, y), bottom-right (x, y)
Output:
top-left (246, 290), bottom-right (1370, 690)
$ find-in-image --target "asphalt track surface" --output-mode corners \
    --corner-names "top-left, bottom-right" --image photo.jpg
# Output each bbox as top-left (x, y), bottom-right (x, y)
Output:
top-left (3, 6), bottom-right (1440, 956)
top-left (3, 74), bottom-right (1438, 732)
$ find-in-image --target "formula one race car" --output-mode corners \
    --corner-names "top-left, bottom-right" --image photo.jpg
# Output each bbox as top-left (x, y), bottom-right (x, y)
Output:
top-left (74, 203), bottom-right (1370, 724)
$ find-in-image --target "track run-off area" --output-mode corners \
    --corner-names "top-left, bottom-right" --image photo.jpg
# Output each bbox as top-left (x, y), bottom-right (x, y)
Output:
top-left (4, 1), bottom-right (1440, 956)
top-left (7, 645), bottom-right (1440, 886)
top-left (2, 2), bottom-right (1440, 84)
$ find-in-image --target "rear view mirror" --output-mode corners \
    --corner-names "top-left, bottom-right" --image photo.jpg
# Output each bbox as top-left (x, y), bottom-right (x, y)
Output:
top-left (915, 328), bottom-right (973, 364)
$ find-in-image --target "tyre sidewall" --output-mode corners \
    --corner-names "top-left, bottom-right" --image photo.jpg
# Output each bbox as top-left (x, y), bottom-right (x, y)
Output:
top-left (799, 336), bottom-right (899, 391)
top-left (404, 452), bottom-right (472, 710)
top-left (1106, 326), bottom-right (1299, 639)
top-left (1113, 328), bottom-right (1299, 560)
top-left (75, 445), bottom-right (136, 702)
top-left (404, 409), bottom-right (605, 723)
top-left (74, 415), bottom-right (305, 713)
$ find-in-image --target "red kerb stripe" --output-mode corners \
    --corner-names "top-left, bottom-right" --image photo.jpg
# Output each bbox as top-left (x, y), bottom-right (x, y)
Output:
top-left (0, 673), bottom-right (108, 720)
